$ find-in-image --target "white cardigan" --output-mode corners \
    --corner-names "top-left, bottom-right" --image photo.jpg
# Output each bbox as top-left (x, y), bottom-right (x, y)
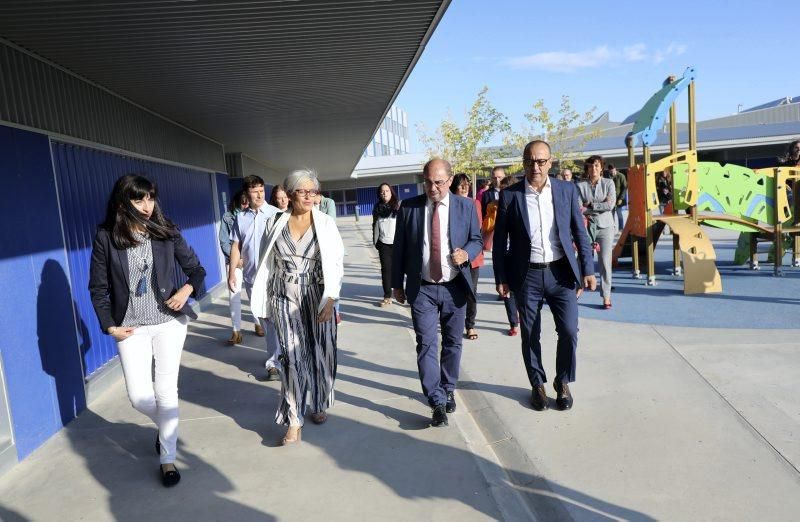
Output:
top-left (250, 208), bottom-right (344, 319)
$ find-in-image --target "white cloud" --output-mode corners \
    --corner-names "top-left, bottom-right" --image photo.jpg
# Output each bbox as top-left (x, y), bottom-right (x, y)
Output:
top-left (505, 42), bottom-right (688, 72)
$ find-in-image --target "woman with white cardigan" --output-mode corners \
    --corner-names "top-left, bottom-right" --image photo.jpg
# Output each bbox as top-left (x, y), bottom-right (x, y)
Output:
top-left (250, 169), bottom-right (344, 445)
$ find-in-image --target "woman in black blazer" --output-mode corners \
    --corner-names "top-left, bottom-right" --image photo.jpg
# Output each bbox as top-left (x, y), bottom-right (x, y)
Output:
top-left (89, 174), bottom-right (205, 487)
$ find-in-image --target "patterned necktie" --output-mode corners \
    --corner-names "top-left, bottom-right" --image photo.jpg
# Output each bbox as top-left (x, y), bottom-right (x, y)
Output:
top-left (430, 202), bottom-right (443, 281)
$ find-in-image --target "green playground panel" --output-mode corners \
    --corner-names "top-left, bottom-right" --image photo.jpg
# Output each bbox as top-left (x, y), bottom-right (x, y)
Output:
top-left (672, 162), bottom-right (790, 231)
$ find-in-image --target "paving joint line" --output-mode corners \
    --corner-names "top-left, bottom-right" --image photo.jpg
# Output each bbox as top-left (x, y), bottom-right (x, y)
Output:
top-left (650, 324), bottom-right (800, 477)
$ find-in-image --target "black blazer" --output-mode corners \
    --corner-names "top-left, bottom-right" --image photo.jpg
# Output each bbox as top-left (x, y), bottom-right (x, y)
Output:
top-left (89, 227), bottom-right (206, 333)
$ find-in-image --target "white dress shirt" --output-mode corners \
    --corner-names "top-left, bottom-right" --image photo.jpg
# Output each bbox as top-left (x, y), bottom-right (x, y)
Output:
top-left (421, 193), bottom-right (457, 283)
top-left (525, 178), bottom-right (564, 263)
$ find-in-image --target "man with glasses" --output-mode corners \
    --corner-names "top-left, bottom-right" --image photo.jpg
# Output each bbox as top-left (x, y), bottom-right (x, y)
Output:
top-left (493, 140), bottom-right (596, 411)
top-left (228, 175), bottom-right (281, 380)
top-left (392, 159), bottom-right (482, 427)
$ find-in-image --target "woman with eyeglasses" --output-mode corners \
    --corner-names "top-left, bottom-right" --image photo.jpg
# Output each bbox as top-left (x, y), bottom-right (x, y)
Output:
top-left (250, 169), bottom-right (344, 445)
top-left (450, 173), bottom-right (485, 340)
top-left (89, 174), bottom-right (206, 487)
top-left (577, 155), bottom-right (616, 309)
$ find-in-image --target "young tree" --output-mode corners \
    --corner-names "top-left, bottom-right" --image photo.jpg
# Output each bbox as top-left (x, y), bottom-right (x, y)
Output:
top-left (505, 95), bottom-right (601, 173)
top-left (417, 86), bottom-right (510, 178)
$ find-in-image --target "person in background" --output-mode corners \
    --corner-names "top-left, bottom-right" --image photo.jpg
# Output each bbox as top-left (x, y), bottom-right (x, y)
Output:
top-left (219, 189), bottom-right (250, 345)
top-left (656, 171), bottom-right (672, 214)
top-left (497, 176), bottom-right (520, 336)
top-left (577, 155), bottom-right (616, 310)
top-left (608, 164), bottom-right (628, 230)
top-left (475, 178), bottom-right (490, 203)
top-left (313, 190), bottom-right (337, 219)
top-left (228, 175), bottom-right (281, 380)
top-left (779, 139), bottom-right (800, 167)
top-left (250, 169), bottom-right (344, 445)
top-left (450, 173), bottom-right (484, 341)
top-left (372, 183), bottom-right (400, 307)
top-left (270, 184), bottom-right (290, 212)
top-left (557, 168), bottom-right (574, 182)
top-left (89, 174), bottom-right (206, 487)
top-left (480, 166), bottom-right (506, 252)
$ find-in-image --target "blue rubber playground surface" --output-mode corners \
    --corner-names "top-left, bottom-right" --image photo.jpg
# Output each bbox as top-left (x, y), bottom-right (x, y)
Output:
top-left (576, 231), bottom-right (800, 329)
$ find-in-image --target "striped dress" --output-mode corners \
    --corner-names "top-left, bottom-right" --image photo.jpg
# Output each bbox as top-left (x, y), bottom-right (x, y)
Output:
top-left (269, 223), bottom-right (337, 426)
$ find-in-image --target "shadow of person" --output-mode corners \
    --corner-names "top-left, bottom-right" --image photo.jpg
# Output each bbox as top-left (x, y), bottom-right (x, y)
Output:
top-left (37, 259), bottom-right (89, 426)
top-left (0, 505), bottom-right (30, 522)
top-left (63, 410), bottom-right (274, 521)
top-left (302, 414), bottom-right (655, 521)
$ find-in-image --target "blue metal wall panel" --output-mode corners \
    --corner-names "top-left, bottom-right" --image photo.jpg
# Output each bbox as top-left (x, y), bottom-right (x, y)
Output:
top-left (355, 183), bottom-right (419, 217)
top-left (397, 183), bottom-right (419, 200)
top-left (0, 125), bottom-right (86, 459)
top-left (51, 142), bottom-right (221, 376)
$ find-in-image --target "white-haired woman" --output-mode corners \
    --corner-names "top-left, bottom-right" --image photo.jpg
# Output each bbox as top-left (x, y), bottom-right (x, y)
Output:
top-left (250, 169), bottom-right (344, 444)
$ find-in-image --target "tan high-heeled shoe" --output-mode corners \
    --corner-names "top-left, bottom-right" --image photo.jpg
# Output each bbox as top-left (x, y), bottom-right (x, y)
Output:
top-left (226, 330), bottom-right (242, 345)
top-left (281, 426), bottom-right (302, 445)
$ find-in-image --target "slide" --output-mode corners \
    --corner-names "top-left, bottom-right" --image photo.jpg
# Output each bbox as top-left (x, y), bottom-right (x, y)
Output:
top-left (655, 216), bottom-right (721, 294)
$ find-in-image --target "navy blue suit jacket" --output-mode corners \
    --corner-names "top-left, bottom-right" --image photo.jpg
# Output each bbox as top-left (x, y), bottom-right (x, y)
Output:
top-left (391, 193), bottom-right (483, 304)
top-left (492, 179), bottom-right (594, 292)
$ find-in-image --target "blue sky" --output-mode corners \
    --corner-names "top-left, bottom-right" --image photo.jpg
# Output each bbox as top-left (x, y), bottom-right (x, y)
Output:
top-left (395, 0), bottom-right (797, 151)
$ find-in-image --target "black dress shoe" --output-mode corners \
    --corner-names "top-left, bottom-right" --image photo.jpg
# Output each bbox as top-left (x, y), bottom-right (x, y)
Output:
top-left (445, 392), bottom-right (457, 413)
top-left (554, 381), bottom-right (573, 411)
top-left (530, 385), bottom-right (549, 411)
top-left (431, 405), bottom-right (449, 427)
top-left (160, 465), bottom-right (181, 487)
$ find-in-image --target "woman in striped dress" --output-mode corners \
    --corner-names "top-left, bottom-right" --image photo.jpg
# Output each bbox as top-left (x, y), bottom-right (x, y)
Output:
top-left (250, 169), bottom-right (344, 445)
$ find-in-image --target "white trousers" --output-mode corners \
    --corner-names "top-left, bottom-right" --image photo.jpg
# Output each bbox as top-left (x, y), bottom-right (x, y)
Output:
top-left (244, 284), bottom-right (281, 370)
top-left (117, 317), bottom-right (188, 464)
top-left (229, 266), bottom-right (244, 331)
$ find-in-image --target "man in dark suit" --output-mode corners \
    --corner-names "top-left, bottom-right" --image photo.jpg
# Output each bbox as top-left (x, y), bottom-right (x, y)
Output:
top-left (392, 158), bottom-right (483, 427)
top-left (493, 140), bottom-right (596, 411)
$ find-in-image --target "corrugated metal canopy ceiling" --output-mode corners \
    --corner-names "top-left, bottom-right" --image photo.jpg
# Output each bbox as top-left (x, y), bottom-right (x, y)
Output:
top-left (0, 0), bottom-right (447, 179)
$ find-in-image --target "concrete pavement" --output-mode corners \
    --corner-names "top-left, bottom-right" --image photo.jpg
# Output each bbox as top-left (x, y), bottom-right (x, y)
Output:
top-left (0, 218), bottom-right (798, 520)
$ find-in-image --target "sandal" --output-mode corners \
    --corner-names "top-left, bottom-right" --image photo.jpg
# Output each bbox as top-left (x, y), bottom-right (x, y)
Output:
top-left (466, 328), bottom-right (478, 340)
top-left (281, 426), bottom-right (302, 445)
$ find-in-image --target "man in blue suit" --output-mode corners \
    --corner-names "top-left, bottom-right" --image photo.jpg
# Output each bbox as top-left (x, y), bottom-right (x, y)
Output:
top-left (392, 158), bottom-right (483, 427)
top-left (493, 140), bottom-right (596, 411)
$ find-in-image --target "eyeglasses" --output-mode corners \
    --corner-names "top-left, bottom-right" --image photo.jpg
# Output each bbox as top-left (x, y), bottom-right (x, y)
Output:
top-left (523, 158), bottom-right (551, 168)
top-left (294, 189), bottom-right (319, 198)
top-left (423, 176), bottom-right (452, 188)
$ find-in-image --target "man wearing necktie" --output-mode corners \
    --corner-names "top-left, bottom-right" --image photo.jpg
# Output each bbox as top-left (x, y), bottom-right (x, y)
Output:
top-left (392, 159), bottom-right (483, 427)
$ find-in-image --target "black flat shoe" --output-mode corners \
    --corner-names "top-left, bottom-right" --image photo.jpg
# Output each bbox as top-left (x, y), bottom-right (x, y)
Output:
top-left (155, 432), bottom-right (161, 456)
top-left (160, 465), bottom-right (181, 487)
top-left (445, 392), bottom-right (457, 413)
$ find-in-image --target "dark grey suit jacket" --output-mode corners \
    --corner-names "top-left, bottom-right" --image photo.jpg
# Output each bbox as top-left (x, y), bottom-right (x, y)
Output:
top-left (89, 228), bottom-right (206, 333)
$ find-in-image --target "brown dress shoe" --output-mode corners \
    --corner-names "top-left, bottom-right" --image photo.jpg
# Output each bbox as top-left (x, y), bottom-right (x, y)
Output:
top-left (226, 331), bottom-right (242, 345)
top-left (554, 381), bottom-right (573, 411)
top-left (254, 323), bottom-right (265, 337)
top-left (311, 412), bottom-right (328, 424)
top-left (531, 385), bottom-right (549, 411)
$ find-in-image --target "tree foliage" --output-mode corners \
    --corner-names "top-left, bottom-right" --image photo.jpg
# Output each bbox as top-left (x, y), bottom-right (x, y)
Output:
top-left (505, 95), bottom-right (601, 173)
top-left (417, 86), bottom-right (509, 177)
